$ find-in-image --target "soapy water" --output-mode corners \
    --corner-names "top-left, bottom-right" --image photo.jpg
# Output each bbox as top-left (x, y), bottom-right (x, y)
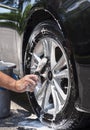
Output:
top-left (18, 119), bottom-right (54, 130)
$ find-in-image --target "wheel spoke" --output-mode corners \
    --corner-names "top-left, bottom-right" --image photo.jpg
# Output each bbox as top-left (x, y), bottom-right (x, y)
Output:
top-left (40, 71), bottom-right (48, 79)
top-left (53, 55), bottom-right (67, 71)
top-left (34, 80), bottom-right (47, 106)
top-left (42, 83), bottom-right (52, 111)
top-left (50, 84), bottom-right (62, 115)
top-left (43, 39), bottom-right (50, 57)
top-left (31, 53), bottom-right (41, 63)
top-left (50, 42), bottom-right (57, 69)
top-left (53, 79), bottom-right (67, 101)
top-left (54, 68), bottom-right (68, 79)
top-left (31, 53), bottom-right (42, 73)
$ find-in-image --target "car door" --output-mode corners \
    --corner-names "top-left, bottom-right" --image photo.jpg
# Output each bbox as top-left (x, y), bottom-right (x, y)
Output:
top-left (0, 0), bottom-right (19, 69)
top-left (61, 0), bottom-right (90, 110)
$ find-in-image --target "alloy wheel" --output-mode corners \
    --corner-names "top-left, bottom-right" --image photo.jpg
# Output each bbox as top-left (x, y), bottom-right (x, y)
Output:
top-left (30, 37), bottom-right (71, 121)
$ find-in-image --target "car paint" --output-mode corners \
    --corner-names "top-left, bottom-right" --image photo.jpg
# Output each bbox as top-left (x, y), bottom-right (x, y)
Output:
top-left (59, 0), bottom-right (90, 112)
top-left (0, 0), bottom-right (90, 112)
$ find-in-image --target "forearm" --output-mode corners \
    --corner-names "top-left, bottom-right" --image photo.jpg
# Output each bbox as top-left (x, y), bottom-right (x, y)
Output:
top-left (0, 71), bottom-right (38, 93)
top-left (0, 71), bottom-right (16, 91)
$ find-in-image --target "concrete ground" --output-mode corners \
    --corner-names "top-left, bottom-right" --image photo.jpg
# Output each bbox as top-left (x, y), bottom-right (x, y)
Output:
top-left (0, 92), bottom-right (53, 130)
top-left (0, 101), bottom-right (54, 130)
top-left (0, 92), bottom-right (90, 130)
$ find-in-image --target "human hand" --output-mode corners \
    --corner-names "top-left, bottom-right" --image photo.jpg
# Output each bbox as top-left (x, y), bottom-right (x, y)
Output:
top-left (15, 74), bottom-right (38, 93)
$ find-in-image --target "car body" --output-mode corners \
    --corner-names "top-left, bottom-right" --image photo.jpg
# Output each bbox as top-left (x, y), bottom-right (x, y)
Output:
top-left (0, 0), bottom-right (90, 129)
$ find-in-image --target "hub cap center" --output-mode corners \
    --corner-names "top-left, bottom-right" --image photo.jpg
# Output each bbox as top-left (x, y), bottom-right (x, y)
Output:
top-left (48, 71), bottom-right (53, 80)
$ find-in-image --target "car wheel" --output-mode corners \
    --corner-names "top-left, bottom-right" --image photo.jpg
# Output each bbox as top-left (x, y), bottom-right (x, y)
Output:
top-left (24, 21), bottom-right (82, 129)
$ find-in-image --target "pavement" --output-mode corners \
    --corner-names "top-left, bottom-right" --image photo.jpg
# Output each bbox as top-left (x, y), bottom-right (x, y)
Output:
top-left (1, 92), bottom-right (90, 130)
top-left (0, 92), bottom-right (53, 130)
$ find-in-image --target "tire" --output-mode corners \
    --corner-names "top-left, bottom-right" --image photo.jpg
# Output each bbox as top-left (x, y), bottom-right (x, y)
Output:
top-left (24, 20), bottom-right (82, 129)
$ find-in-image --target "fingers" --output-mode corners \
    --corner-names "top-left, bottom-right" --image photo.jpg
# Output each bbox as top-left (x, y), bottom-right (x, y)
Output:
top-left (27, 74), bottom-right (39, 82)
top-left (25, 75), bottom-right (38, 86)
top-left (15, 74), bottom-right (39, 93)
top-left (25, 85), bottom-right (36, 92)
top-left (22, 74), bottom-right (39, 92)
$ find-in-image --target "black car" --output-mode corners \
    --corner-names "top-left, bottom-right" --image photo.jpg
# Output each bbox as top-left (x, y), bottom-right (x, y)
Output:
top-left (0, 0), bottom-right (90, 129)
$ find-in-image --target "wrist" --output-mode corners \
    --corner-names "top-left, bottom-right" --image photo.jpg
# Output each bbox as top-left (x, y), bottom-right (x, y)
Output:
top-left (14, 80), bottom-right (24, 92)
top-left (11, 80), bottom-right (17, 92)
top-left (14, 80), bottom-right (20, 92)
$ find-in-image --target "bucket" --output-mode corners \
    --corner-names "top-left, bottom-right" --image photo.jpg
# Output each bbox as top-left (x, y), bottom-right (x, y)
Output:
top-left (0, 61), bottom-right (16, 118)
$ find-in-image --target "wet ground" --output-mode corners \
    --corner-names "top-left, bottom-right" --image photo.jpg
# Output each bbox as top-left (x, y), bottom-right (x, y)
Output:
top-left (0, 92), bottom-right (90, 130)
top-left (0, 92), bottom-right (55, 130)
top-left (0, 100), bottom-right (54, 130)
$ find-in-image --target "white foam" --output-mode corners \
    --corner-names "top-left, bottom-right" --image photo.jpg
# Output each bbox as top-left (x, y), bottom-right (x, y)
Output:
top-left (18, 119), bottom-right (54, 130)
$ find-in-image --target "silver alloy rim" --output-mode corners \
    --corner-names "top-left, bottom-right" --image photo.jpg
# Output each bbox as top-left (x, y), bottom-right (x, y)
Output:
top-left (30, 37), bottom-right (71, 120)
